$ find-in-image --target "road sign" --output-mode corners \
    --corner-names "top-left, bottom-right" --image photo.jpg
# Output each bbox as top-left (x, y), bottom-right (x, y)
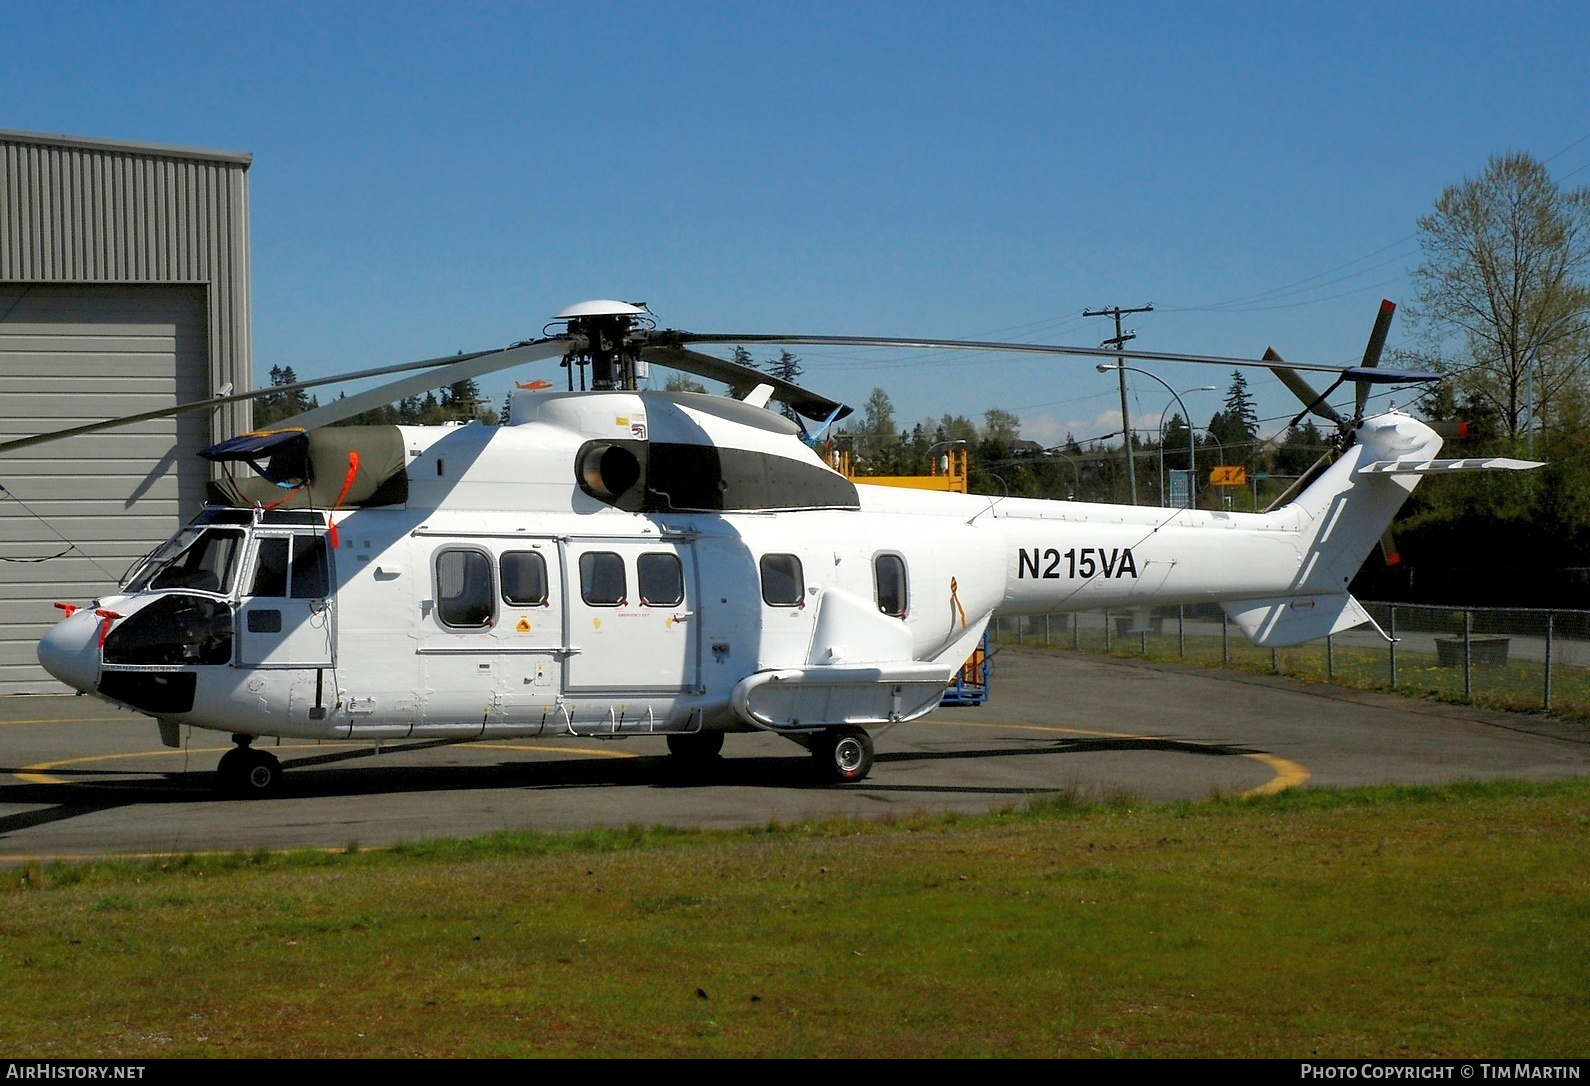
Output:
top-left (1209, 465), bottom-right (1247, 486)
top-left (1168, 469), bottom-right (1192, 509)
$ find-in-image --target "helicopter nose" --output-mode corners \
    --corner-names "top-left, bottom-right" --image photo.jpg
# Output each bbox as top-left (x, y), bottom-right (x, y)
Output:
top-left (37, 611), bottom-right (102, 693)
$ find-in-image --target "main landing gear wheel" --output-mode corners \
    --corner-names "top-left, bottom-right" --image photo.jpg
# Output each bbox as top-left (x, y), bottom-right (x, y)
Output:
top-left (666, 731), bottom-right (725, 761)
top-left (811, 725), bottom-right (874, 784)
top-left (217, 736), bottom-right (283, 798)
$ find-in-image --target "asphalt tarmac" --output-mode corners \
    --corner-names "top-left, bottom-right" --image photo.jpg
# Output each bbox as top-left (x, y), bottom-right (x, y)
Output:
top-left (0, 647), bottom-right (1585, 863)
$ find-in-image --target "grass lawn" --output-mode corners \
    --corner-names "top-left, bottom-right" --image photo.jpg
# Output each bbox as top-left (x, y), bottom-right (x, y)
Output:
top-left (0, 779), bottom-right (1584, 1058)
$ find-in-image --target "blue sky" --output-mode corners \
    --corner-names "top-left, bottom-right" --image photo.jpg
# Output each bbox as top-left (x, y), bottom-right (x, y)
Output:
top-left (5, 1), bottom-right (1589, 447)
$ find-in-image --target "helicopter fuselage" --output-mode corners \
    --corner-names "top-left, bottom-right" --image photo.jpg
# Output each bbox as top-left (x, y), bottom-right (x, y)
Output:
top-left (37, 388), bottom-right (1442, 757)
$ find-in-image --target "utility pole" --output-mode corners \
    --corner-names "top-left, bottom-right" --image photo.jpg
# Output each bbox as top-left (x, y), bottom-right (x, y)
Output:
top-left (1084, 303), bottom-right (1153, 504)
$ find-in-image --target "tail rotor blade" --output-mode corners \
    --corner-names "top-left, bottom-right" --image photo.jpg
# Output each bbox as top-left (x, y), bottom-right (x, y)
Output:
top-left (1356, 299), bottom-right (1397, 417)
top-left (1265, 347), bottom-right (1345, 427)
top-left (1379, 529), bottom-right (1402, 568)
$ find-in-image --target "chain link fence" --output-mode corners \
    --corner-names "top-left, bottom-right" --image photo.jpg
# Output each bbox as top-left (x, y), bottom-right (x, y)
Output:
top-left (992, 603), bottom-right (1590, 719)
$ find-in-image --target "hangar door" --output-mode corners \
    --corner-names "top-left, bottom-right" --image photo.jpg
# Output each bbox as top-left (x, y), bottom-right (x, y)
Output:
top-left (0, 284), bottom-right (210, 694)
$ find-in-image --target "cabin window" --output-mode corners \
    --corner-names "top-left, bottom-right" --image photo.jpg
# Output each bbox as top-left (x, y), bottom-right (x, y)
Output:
top-left (579, 552), bottom-right (627, 606)
top-left (875, 554), bottom-right (908, 618)
top-left (436, 549), bottom-right (495, 628)
top-left (760, 553), bottom-right (805, 607)
top-left (501, 551), bottom-right (549, 606)
top-left (638, 553), bottom-right (684, 607)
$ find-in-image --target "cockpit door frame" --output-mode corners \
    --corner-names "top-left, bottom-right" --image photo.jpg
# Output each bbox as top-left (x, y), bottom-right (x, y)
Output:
top-left (234, 529), bottom-right (337, 669)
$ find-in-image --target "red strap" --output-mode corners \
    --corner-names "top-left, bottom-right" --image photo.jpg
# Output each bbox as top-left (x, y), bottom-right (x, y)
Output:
top-left (94, 608), bottom-right (122, 648)
top-left (54, 602), bottom-right (79, 618)
top-left (263, 483), bottom-right (305, 511)
top-left (327, 451), bottom-right (360, 549)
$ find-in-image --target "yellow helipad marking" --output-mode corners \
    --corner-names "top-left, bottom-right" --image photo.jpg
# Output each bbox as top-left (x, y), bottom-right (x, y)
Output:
top-left (15, 740), bottom-right (637, 787)
top-left (17, 744), bottom-right (346, 786)
top-left (0, 716), bottom-right (138, 727)
top-left (924, 718), bottom-right (1310, 797)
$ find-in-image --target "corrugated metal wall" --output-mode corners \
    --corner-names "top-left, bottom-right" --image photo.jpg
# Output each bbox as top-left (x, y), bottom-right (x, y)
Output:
top-left (0, 284), bottom-right (209, 693)
top-left (0, 130), bottom-right (252, 694)
top-left (0, 130), bottom-right (251, 438)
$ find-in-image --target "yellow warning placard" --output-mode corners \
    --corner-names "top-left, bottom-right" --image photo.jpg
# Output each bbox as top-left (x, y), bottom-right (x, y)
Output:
top-left (1209, 466), bottom-right (1247, 486)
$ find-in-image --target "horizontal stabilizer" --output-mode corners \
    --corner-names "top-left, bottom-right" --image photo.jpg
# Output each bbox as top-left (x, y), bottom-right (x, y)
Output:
top-left (1340, 366), bottom-right (1442, 385)
top-left (1357, 457), bottom-right (1544, 475)
top-left (1223, 593), bottom-right (1374, 648)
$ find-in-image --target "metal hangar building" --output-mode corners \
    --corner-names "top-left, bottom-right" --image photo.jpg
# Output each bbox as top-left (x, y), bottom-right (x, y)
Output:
top-left (0, 129), bottom-right (253, 694)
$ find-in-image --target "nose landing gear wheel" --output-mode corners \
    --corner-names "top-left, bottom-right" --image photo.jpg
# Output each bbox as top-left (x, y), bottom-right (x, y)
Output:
top-left (217, 738), bottom-right (284, 797)
top-left (812, 725), bottom-right (874, 784)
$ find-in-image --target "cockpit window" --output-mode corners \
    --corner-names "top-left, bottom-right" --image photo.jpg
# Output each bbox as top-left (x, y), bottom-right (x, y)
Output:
top-left (247, 535), bottom-right (331, 599)
top-left (290, 535), bottom-right (329, 599)
top-left (125, 528), bottom-right (245, 595)
top-left (249, 538), bottom-right (289, 597)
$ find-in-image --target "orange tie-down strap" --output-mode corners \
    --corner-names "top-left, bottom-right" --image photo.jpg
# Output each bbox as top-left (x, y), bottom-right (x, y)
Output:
top-left (327, 452), bottom-right (360, 549)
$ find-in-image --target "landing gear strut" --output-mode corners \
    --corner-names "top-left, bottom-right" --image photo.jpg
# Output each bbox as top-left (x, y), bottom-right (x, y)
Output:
top-left (216, 734), bottom-right (283, 797)
top-left (810, 725), bottom-right (874, 784)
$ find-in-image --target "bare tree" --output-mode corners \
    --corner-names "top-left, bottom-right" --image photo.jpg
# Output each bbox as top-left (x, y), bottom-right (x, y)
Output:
top-left (1410, 152), bottom-right (1590, 440)
top-left (982, 408), bottom-right (1021, 444)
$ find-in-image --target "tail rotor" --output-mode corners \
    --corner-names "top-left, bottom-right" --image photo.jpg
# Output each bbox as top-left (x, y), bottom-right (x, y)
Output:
top-left (1262, 299), bottom-right (1422, 543)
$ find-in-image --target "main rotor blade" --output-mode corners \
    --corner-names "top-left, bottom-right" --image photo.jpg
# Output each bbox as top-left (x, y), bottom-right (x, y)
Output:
top-left (651, 330), bottom-right (1374, 377)
top-left (0, 346), bottom-right (519, 456)
top-left (277, 338), bottom-right (572, 431)
top-left (1263, 347), bottom-right (1344, 426)
top-left (639, 345), bottom-right (853, 422)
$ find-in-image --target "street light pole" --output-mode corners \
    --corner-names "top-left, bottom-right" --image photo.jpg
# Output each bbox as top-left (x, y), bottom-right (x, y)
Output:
top-left (1157, 386), bottom-right (1216, 507)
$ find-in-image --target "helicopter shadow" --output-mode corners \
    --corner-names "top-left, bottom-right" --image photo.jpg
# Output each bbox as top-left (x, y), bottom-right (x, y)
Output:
top-left (0, 734), bottom-right (1265, 842)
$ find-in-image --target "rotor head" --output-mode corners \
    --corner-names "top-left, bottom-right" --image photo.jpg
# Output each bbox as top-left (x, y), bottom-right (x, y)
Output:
top-left (546, 300), bottom-right (656, 391)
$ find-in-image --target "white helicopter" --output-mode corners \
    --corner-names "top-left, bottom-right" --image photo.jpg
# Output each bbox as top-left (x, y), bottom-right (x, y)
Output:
top-left (12, 299), bottom-right (1539, 794)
